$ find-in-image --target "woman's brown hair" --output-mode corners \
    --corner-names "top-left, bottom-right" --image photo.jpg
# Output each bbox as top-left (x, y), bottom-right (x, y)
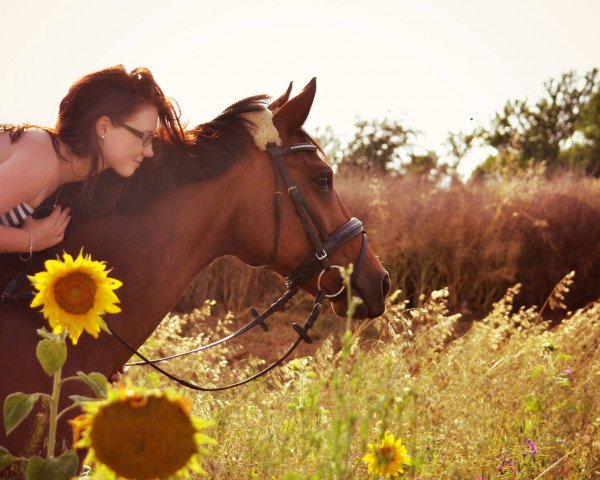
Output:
top-left (55, 65), bottom-right (186, 176)
top-left (2, 65), bottom-right (189, 215)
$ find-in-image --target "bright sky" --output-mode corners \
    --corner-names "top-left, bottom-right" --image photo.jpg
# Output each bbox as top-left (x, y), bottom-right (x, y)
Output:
top-left (1, 0), bottom-right (598, 177)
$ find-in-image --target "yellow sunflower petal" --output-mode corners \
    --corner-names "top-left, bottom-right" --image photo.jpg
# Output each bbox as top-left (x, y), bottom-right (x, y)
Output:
top-left (28, 250), bottom-right (123, 345)
top-left (104, 304), bottom-right (122, 314)
top-left (362, 431), bottom-right (411, 478)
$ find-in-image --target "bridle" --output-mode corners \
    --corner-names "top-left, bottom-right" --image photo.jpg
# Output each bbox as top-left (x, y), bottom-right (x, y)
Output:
top-left (3, 141), bottom-right (369, 391)
top-left (255, 143), bottom-right (367, 280)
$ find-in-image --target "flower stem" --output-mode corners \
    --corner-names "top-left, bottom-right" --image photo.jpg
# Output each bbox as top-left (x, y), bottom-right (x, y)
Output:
top-left (47, 368), bottom-right (62, 458)
top-left (56, 403), bottom-right (80, 423)
top-left (59, 375), bottom-right (81, 387)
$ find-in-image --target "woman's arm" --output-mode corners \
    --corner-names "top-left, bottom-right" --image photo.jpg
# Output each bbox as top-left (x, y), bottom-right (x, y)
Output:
top-left (0, 208), bottom-right (70, 254)
top-left (0, 138), bottom-right (71, 254)
top-left (0, 224), bottom-right (32, 253)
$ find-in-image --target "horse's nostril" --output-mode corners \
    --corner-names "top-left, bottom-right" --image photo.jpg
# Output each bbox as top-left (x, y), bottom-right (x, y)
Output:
top-left (382, 273), bottom-right (391, 298)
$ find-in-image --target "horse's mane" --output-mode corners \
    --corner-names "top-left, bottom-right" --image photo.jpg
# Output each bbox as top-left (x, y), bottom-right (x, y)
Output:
top-left (61, 95), bottom-right (271, 220)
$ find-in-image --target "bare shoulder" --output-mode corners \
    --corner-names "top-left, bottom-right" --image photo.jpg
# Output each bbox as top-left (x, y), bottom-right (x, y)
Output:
top-left (10, 129), bottom-right (58, 172)
top-left (17, 129), bottom-right (56, 156)
top-left (0, 130), bottom-right (61, 208)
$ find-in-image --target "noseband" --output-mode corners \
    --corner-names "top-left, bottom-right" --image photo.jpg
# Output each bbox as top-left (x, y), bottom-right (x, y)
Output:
top-left (3, 141), bottom-right (368, 391)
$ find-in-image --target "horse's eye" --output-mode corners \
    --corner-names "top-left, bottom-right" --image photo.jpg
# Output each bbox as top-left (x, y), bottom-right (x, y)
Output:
top-left (317, 174), bottom-right (332, 190)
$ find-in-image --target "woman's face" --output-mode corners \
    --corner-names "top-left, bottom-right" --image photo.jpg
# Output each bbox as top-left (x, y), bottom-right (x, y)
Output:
top-left (100, 103), bottom-right (159, 177)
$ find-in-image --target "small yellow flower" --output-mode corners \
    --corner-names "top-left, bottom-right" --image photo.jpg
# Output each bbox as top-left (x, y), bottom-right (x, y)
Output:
top-left (28, 251), bottom-right (122, 344)
top-left (362, 431), bottom-right (411, 478)
top-left (70, 385), bottom-right (215, 480)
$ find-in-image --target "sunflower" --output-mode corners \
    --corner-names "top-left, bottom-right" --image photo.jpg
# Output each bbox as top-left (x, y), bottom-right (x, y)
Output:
top-left (28, 251), bottom-right (122, 345)
top-left (70, 385), bottom-right (215, 479)
top-left (362, 431), bottom-right (411, 478)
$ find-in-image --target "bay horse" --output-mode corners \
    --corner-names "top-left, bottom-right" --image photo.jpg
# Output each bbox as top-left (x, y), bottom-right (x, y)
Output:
top-left (0, 79), bottom-right (390, 464)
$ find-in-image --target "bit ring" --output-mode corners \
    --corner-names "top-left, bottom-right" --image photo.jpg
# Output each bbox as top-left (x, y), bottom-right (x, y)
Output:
top-left (317, 265), bottom-right (346, 299)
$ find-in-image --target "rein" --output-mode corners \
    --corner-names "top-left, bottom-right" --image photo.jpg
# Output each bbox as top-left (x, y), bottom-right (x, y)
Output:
top-left (121, 141), bottom-right (368, 391)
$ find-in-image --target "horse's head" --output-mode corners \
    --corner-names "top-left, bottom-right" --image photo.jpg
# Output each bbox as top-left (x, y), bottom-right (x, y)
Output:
top-left (233, 79), bottom-right (390, 319)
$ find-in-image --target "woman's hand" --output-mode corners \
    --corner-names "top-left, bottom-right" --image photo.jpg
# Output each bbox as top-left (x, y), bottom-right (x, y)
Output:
top-left (22, 206), bottom-right (71, 251)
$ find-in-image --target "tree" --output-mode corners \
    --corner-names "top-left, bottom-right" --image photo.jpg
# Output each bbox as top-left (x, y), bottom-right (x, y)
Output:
top-left (313, 125), bottom-right (345, 167)
top-left (464, 69), bottom-right (599, 176)
top-left (341, 117), bottom-right (416, 174)
top-left (562, 86), bottom-right (600, 175)
top-left (315, 118), bottom-right (453, 181)
top-left (403, 150), bottom-right (454, 183)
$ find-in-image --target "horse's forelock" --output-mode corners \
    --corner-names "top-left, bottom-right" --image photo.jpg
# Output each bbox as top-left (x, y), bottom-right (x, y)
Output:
top-left (240, 109), bottom-right (282, 151)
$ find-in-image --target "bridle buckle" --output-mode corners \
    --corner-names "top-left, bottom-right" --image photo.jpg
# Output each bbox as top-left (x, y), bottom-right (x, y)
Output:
top-left (315, 250), bottom-right (328, 261)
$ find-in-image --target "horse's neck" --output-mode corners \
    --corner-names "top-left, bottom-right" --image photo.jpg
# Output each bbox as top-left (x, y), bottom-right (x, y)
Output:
top-left (62, 175), bottom-right (237, 351)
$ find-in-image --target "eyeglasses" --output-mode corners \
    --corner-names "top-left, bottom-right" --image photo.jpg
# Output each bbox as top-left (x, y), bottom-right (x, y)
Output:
top-left (112, 119), bottom-right (157, 147)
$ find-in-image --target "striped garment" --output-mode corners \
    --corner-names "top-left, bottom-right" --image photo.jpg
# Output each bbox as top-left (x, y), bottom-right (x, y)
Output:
top-left (0, 202), bottom-right (34, 227)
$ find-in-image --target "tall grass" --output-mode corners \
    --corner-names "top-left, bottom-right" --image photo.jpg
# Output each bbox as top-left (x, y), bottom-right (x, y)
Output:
top-left (178, 173), bottom-right (600, 318)
top-left (122, 273), bottom-right (600, 479)
top-left (117, 173), bottom-right (600, 479)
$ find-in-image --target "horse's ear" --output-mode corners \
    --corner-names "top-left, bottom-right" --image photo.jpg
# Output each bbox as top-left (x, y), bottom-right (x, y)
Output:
top-left (268, 82), bottom-right (293, 112)
top-left (273, 78), bottom-right (316, 132)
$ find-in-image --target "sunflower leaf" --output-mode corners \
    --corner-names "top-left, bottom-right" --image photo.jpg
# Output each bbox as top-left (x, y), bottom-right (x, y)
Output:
top-left (36, 338), bottom-right (67, 376)
top-left (68, 395), bottom-right (96, 406)
top-left (36, 328), bottom-right (55, 340)
top-left (26, 450), bottom-right (79, 480)
top-left (76, 371), bottom-right (108, 398)
top-left (3, 392), bottom-right (41, 436)
top-left (0, 447), bottom-right (18, 472)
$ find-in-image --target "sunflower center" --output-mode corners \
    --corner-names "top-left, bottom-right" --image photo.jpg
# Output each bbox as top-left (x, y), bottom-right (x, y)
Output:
top-left (54, 272), bottom-right (97, 315)
top-left (378, 445), bottom-right (395, 463)
top-left (90, 396), bottom-right (197, 479)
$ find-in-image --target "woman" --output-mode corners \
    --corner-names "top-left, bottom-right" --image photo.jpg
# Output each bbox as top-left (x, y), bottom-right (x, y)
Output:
top-left (0, 65), bottom-right (186, 258)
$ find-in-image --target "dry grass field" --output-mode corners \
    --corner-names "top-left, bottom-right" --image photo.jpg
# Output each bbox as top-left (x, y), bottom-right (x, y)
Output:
top-left (116, 173), bottom-right (600, 479)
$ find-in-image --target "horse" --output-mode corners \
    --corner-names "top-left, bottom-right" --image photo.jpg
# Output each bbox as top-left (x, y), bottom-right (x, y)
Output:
top-left (0, 78), bottom-right (390, 466)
